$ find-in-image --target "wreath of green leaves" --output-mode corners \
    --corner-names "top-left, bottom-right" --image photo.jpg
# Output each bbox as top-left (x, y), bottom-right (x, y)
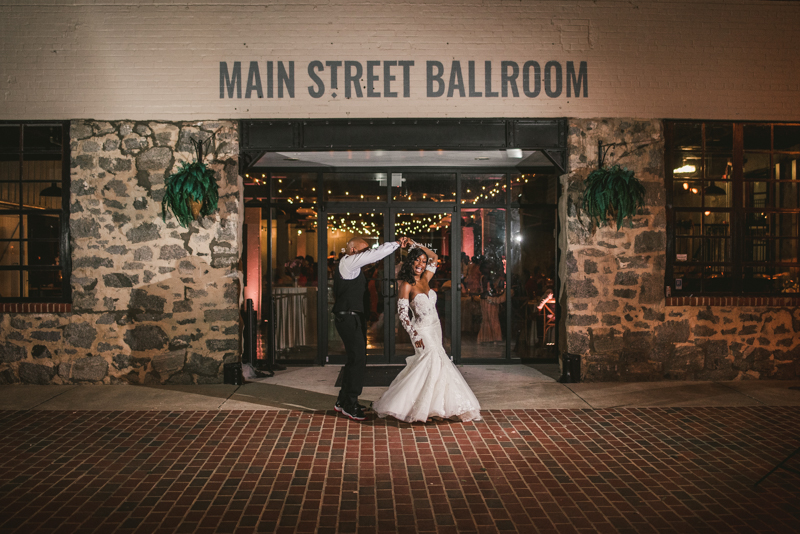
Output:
top-left (581, 165), bottom-right (645, 230)
top-left (161, 161), bottom-right (219, 228)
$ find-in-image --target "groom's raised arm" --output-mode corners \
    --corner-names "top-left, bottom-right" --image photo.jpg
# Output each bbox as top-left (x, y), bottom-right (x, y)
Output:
top-left (339, 240), bottom-right (402, 280)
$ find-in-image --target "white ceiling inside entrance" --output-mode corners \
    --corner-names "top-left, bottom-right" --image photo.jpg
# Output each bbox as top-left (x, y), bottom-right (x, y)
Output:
top-left (254, 149), bottom-right (553, 169)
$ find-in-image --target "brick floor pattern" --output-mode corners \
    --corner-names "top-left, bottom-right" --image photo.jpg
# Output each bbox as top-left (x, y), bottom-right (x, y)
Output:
top-left (0, 407), bottom-right (798, 534)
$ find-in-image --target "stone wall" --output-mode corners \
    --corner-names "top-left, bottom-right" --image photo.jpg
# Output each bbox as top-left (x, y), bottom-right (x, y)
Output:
top-left (562, 118), bottom-right (800, 381)
top-left (0, 120), bottom-right (243, 384)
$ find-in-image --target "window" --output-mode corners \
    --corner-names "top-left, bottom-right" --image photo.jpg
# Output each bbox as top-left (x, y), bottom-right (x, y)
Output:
top-left (667, 122), bottom-right (799, 296)
top-left (0, 122), bottom-right (70, 302)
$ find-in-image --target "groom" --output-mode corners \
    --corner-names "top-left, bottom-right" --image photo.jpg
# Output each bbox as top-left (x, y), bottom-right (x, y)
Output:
top-left (334, 235), bottom-right (409, 421)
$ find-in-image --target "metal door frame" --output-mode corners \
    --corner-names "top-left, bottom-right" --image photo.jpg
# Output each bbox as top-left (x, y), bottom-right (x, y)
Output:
top-left (252, 166), bottom-right (562, 366)
top-left (320, 204), bottom-right (458, 365)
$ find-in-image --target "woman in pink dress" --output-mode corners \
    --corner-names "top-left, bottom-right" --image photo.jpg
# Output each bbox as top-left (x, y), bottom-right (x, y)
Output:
top-left (476, 266), bottom-right (504, 344)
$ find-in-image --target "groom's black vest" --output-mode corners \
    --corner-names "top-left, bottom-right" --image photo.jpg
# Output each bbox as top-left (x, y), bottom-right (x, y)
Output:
top-left (332, 267), bottom-right (368, 314)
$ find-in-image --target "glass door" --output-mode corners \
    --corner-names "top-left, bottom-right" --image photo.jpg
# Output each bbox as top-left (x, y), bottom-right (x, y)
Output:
top-left (324, 208), bottom-right (389, 364)
top-left (389, 208), bottom-right (455, 362)
top-left (322, 207), bottom-right (457, 364)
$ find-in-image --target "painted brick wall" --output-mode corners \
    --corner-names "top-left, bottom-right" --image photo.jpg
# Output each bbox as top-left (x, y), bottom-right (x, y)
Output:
top-left (1, 0), bottom-right (799, 121)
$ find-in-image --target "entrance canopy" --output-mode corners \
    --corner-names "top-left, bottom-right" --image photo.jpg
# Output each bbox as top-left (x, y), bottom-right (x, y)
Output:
top-left (254, 149), bottom-right (551, 169)
top-left (240, 118), bottom-right (567, 174)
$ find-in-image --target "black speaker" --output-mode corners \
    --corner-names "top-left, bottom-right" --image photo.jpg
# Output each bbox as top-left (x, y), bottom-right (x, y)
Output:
top-left (559, 353), bottom-right (581, 383)
top-left (223, 362), bottom-right (243, 386)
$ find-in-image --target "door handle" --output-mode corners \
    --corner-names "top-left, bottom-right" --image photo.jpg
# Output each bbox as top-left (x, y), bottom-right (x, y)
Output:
top-left (388, 279), bottom-right (397, 298)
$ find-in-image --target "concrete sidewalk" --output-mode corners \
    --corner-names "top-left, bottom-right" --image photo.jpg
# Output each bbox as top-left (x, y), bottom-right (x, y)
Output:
top-left (1, 364), bottom-right (799, 411)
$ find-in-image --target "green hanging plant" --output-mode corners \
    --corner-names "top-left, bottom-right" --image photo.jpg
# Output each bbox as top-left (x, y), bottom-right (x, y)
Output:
top-left (161, 160), bottom-right (219, 228)
top-left (581, 165), bottom-right (646, 230)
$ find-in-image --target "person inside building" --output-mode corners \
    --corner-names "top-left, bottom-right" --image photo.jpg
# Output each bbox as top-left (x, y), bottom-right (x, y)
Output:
top-left (334, 235), bottom-right (409, 421)
top-left (477, 257), bottom-right (505, 344)
top-left (372, 240), bottom-right (482, 423)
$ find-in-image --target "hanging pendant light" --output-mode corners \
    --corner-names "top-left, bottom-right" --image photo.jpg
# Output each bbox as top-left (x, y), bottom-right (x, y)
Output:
top-left (704, 182), bottom-right (727, 196)
top-left (40, 182), bottom-right (62, 197)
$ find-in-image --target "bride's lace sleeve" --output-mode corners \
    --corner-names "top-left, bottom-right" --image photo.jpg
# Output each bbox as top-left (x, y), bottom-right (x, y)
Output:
top-left (397, 298), bottom-right (422, 344)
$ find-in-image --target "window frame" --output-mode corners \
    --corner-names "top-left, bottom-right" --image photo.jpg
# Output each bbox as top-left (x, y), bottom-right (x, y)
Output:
top-left (666, 120), bottom-right (800, 297)
top-left (0, 120), bottom-right (71, 304)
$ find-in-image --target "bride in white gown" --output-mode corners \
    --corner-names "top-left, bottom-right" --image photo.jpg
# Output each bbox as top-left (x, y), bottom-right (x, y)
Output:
top-left (372, 241), bottom-right (482, 423)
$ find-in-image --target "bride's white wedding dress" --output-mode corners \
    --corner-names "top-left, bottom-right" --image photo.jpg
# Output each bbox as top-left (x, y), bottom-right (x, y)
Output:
top-left (373, 274), bottom-right (482, 423)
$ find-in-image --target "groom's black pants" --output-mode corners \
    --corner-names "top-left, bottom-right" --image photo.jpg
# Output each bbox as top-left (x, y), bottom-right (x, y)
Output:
top-left (335, 312), bottom-right (367, 408)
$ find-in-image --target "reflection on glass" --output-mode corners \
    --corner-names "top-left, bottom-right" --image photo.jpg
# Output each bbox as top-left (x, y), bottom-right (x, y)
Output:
top-left (776, 239), bottom-right (798, 263)
top-left (675, 211), bottom-right (701, 235)
top-left (672, 151), bottom-right (701, 178)
top-left (325, 213), bottom-right (385, 360)
top-left (671, 151), bottom-right (702, 207)
top-left (270, 172), bottom-right (317, 205)
top-left (23, 182), bottom-right (62, 210)
top-left (702, 154), bottom-right (732, 208)
top-left (0, 213), bottom-right (24, 268)
top-left (22, 159), bottom-right (61, 182)
top-left (0, 239), bottom-right (23, 266)
top-left (27, 269), bottom-right (62, 299)
top-left (705, 123), bottom-right (733, 150)
top-left (324, 172), bottom-right (385, 202)
top-left (743, 266), bottom-right (776, 293)
top-left (703, 266), bottom-right (732, 293)
top-left (461, 174), bottom-right (506, 204)
top-left (0, 270), bottom-right (20, 298)
top-left (774, 125), bottom-right (800, 151)
top-left (672, 123), bottom-right (702, 150)
top-left (744, 153), bottom-right (770, 180)
top-left (703, 212), bottom-right (730, 263)
top-left (268, 200), bottom-right (321, 363)
top-left (393, 211), bottom-right (451, 358)
top-left (508, 208), bottom-right (556, 358)
top-left (460, 208), bottom-right (507, 359)
top-left (744, 181), bottom-right (769, 209)
top-left (512, 173), bottom-right (557, 204)
top-left (774, 154), bottom-right (798, 209)
top-left (0, 161), bottom-right (17, 181)
top-left (775, 266), bottom-right (800, 293)
top-left (392, 173), bottom-right (456, 202)
top-left (0, 180), bottom-right (20, 208)
top-left (744, 124), bottom-right (771, 151)
top-left (673, 265), bottom-right (702, 293)
top-left (770, 214), bottom-right (799, 238)
top-left (28, 213), bottom-right (60, 268)
top-left (744, 238), bottom-right (768, 263)
top-left (23, 124), bottom-right (62, 152)
top-left (674, 212), bottom-right (729, 267)
top-left (672, 180), bottom-right (702, 208)
top-left (0, 124), bottom-right (21, 150)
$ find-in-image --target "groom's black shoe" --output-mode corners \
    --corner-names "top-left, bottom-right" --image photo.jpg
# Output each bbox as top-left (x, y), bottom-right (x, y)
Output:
top-left (335, 401), bottom-right (367, 413)
top-left (340, 404), bottom-right (367, 421)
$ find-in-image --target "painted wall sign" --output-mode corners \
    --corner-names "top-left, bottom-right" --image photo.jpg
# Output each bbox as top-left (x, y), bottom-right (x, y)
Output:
top-left (220, 60), bottom-right (588, 100)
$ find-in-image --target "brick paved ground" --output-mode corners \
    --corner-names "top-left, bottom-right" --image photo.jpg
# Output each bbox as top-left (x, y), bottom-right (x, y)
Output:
top-left (0, 407), bottom-right (798, 534)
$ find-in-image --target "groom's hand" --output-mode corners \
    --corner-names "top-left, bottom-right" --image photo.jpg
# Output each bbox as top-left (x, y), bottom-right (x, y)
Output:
top-left (397, 236), bottom-right (409, 248)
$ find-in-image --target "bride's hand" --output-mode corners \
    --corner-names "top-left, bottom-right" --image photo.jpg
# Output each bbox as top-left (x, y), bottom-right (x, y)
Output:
top-left (415, 339), bottom-right (425, 349)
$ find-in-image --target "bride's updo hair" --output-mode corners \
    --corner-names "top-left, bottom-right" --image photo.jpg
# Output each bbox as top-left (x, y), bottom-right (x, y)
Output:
top-left (398, 248), bottom-right (428, 285)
